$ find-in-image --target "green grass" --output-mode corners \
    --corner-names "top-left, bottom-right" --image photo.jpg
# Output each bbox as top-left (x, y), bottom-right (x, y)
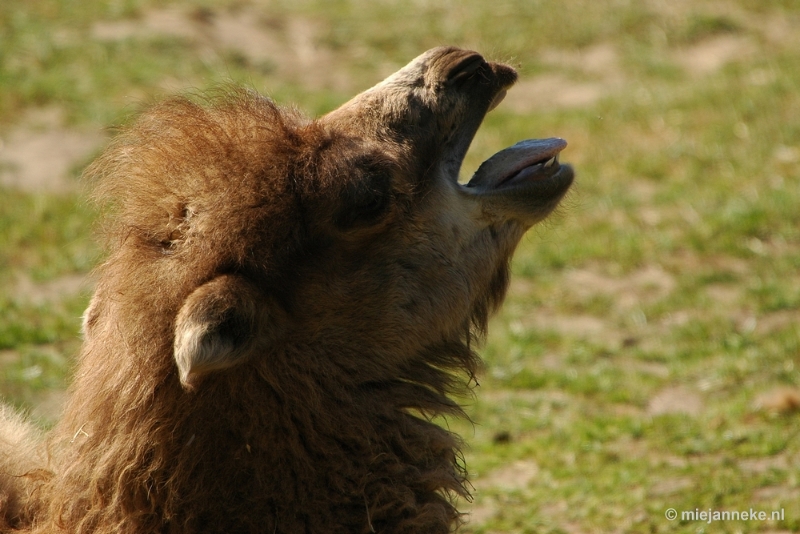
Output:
top-left (2, 0), bottom-right (800, 531)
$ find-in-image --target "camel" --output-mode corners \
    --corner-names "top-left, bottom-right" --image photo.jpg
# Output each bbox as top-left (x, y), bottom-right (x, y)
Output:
top-left (0, 46), bottom-right (574, 533)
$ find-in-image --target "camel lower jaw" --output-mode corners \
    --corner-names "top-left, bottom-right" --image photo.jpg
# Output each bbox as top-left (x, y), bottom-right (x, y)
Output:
top-left (459, 138), bottom-right (574, 224)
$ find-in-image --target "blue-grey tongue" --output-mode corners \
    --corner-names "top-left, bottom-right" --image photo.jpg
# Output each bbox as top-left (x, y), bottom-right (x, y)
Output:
top-left (468, 138), bottom-right (567, 189)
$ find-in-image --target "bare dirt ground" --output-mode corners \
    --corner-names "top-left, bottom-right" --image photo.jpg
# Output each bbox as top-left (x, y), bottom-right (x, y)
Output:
top-left (0, 107), bottom-right (103, 193)
top-left (92, 6), bottom-right (351, 92)
top-left (674, 34), bottom-right (757, 75)
top-left (504, 42), bottom-right (624, 112)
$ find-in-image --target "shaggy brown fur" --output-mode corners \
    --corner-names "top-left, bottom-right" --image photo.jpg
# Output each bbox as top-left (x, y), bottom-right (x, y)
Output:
top-left (0, 47), bottom-right (573, 533)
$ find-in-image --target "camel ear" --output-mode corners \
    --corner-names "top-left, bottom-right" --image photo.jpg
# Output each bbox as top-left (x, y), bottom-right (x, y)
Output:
top-left (174, 274), bottom-right (281, 390)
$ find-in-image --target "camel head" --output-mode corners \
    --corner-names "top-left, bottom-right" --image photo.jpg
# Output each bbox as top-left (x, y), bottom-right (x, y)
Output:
top-left (166, 47), bottom-right (574, 389)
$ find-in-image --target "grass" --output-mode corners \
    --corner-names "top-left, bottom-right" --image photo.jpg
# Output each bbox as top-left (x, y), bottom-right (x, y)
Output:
top-left (2, 0), bottom-right (799, 531)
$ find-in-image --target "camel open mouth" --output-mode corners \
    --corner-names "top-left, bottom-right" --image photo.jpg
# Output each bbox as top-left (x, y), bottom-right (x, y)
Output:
top-left (460, 82), bottom-right (575, 211)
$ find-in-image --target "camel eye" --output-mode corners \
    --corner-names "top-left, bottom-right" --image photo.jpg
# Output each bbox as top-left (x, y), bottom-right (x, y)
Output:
top-left (335, 170), bottom-right (391, 229)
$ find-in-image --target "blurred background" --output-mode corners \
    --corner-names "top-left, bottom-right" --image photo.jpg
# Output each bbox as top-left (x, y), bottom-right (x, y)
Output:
top-left (1, 0), bottom-right (798, 532)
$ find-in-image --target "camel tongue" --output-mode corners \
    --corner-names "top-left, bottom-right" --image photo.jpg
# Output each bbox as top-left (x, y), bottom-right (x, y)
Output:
top-left (467, 138), bottom-right (567, 189)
